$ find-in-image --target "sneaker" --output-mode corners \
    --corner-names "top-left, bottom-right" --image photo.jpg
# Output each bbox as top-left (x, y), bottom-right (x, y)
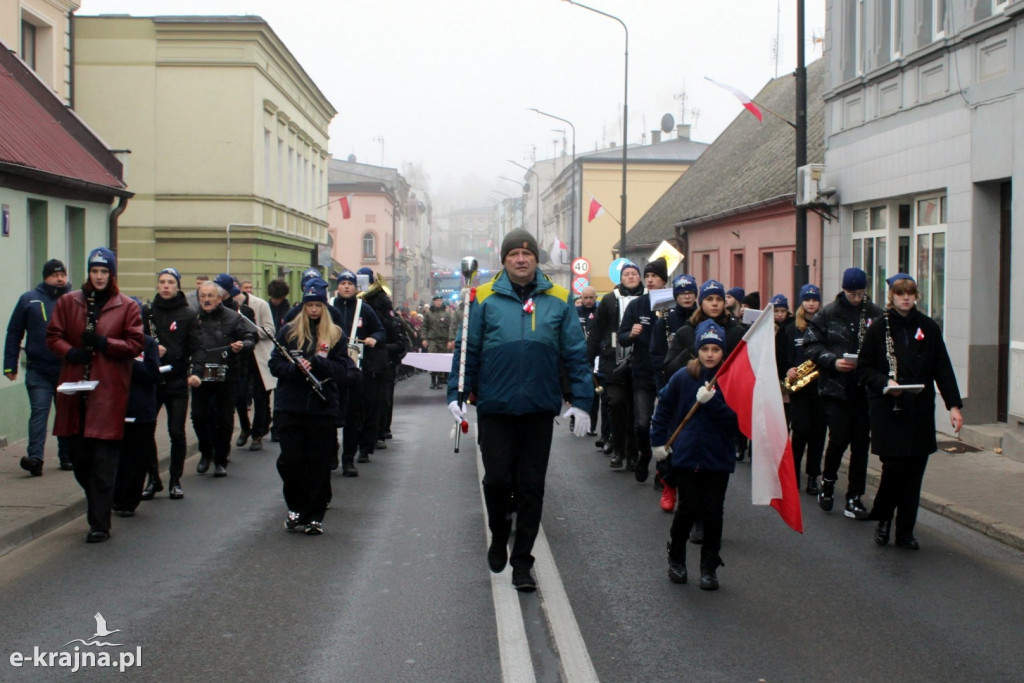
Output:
top-left (805, 475), bottom-right (820, 496)
top-left (284, 511), bottom-right (301, 531)
top-left (356, 451), bottom-right (370, 463)
top-left (375, 439), bottom-right (387, 450)
top-left (249, 437), bottom-right (263, 451)
top-left (668, 562), bottom-right (687, 584)
top-left (660, 485), bottom-right (677, 513)
top-left (511, 568), bottom-right (537, 592)
top-left (169, 482), bottom-right (184, 500)
top-left (342, 462), bottom-right (359, 477)
top-left (213, 464), bottom-right (227, 477)
top-left (818, 478), bottom-right (835, 512)
top-left (58, 460), bottom-right (74, 471)
top-left (19, 456), bottom-right (43, 477)
top-left (843, 496), bottom-right (870, 520)
top-left (304, 521), bottom-right (324, 535)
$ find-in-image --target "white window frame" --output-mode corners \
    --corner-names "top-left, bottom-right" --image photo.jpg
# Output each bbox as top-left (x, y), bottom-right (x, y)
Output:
top-left (912, 193), bottom-right (947, 328)
top-left (891, 0), bottom-right (903, 60)
top-left (994, 0), bottom-right (1009, 15)
top-left (932, 0), bottom-right (946, 41)
top-left (851, 205), bottom-right (889, 303)
top-left (362, 232), bottom-right (377, 261)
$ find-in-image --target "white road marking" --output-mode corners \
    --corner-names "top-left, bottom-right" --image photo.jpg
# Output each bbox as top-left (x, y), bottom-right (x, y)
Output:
top-left (471, 422), bottom-right (599, 683)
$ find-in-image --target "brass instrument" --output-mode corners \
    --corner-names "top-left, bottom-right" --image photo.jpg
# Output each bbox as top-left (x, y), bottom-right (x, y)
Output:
top-left (782, 360), bottom-right (819, 394)
top-left (357, 272), bottom-right (392, 300)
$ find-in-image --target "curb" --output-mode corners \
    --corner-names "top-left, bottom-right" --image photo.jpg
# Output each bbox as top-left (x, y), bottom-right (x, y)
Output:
top-left (0, 440), bottom-right (200, 559)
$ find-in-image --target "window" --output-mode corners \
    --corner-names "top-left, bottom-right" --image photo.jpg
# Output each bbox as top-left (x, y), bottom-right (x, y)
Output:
top-left (701, 253), bottom-right (711, 281)
top-left (731, 251), bottom-right (744, 289)
top-left (21, 21), bottom-right (36, 69)
top-left (891, 0), bottom-right (903, 59)
top-left (28, 199), bottom-right (48, 286)
top-left (851, 205), bottom-right (888, 303)
top-left (933, 0), bottom-right (946, 41)
top-left (362, 232), bottom-right (377, 261)
top-left (914, 194), bottom-right (947, 328)
top-left (66, 206), bottom-right (85, 282)
top-left (761, 252), bottom-right (775, 298)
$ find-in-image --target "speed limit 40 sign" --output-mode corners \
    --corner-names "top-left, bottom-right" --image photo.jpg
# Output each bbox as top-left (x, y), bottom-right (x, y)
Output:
top-left (571, 257), bottom-right (590, 277)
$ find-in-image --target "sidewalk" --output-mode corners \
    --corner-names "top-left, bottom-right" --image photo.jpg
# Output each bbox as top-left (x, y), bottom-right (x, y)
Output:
top-left (2, 416), bottom-right (1023, 556)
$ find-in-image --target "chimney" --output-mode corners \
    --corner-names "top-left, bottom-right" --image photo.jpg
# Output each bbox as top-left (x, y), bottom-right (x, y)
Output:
top-left (676, 124), bottom-right (691, 141)
top-left (650, 130), bottom-right (661, 144)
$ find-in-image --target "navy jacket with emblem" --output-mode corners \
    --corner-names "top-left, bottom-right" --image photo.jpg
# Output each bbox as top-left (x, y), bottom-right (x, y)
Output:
top-left (4, 282), bottom-right (70, 378)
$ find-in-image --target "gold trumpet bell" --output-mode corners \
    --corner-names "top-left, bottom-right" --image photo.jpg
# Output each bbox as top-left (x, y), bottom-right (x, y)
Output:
top-left (782, 360), bottom-right (819, 394)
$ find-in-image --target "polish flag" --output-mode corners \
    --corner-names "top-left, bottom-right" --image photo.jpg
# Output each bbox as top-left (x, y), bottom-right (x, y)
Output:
top-left (338, 195), bottom-right (352, 219)
top-left (715, 305), bottom-right (803, 532)
top-left (588, 197), bottom-right (605, 222)
top-left (704, 76), bottom-right (764, 122)
top-left (550, 237), bottom-right (569, 265)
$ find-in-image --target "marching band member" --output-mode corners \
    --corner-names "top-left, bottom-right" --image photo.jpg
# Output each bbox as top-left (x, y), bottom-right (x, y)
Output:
top-left (270, 278), bottom-right (361, 535)
top-left (858, 274), bottom-right (963, 549)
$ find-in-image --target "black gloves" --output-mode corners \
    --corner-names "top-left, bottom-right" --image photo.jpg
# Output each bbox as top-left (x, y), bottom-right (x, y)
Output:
top-left (65, 348), bottom-right (91, 364)
top-left (81, 331), bottom-right (108, 352)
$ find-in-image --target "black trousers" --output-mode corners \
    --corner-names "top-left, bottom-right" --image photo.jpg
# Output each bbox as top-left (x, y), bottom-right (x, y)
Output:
top-left (153, 389), bottom-right (188, 481)
top-left (605, 380), bottom-right (637, 458)
top-left (668, 469), bottom-right (730, 562)
top-left (870, 455), bottom-right (929, 540)
top-left (191, 381), bottom-right (236, 467)
top-left (236, 368), bottom-right (270, 438)
top-left (789, 390), bottom-right (826, 479)
top-left (276, 412), bottom-right (334, 524)
top-left (69, 436), bottom-right (121, 533)
top-left (478, 413), bottom-right (554, 571)
top-left (114, 421), bottom-right (156, 512)
top-left (822, 394), bottom-right (870, 498)
top-left (633, 382), bottom-right (656, 457)
top-left (378, 366), bottom-right (395, 437)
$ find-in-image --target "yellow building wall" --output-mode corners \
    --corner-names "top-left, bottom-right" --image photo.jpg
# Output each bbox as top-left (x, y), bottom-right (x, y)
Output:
top-left (581, 161), bottom-right (690, 292)
top-left (3, 0), bottom-right (78, 102)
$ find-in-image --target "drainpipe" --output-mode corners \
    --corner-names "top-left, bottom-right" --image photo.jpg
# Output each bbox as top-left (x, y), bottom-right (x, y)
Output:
top-left (108, 195), bottom-right (129, 253)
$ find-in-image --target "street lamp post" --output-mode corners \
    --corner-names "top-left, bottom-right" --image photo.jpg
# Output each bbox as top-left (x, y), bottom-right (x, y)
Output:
top-left (507, 159), bottom-right (541, 234)
top-left (529, 108), bottom-right (576, 259)
top-left (562, 0), bottom-right (628, 256)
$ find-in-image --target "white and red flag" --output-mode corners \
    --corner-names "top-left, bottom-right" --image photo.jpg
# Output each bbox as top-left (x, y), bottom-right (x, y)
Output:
top-left (715, 305), bottom-right (803, 532)
top-left (704, 76), bottom-right (764, 122)
top-left (338, 195), bottom-right (352, 220)
top-left (588, 196), bottom-right (605, 222)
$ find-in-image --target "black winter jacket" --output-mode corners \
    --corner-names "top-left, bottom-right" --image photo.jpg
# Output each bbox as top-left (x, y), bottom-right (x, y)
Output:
top-left (188, 304), bottom-right (256, 382)
top-left (587, 283), bottom-right (644, 376)
top-left (126, 335), bottom-right (162, 422)
top-left (803, 292), bottom-right (884, 401)
top-left (143, 292), bottom-right (197, 392)
top-left (270, 319), bottom-right (361, 420)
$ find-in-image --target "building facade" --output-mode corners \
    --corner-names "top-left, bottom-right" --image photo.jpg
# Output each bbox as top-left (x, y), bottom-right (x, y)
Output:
top-left (824, 0), bottom-right (1022, 452)
top-left (73, 15), bottom-right (336, 298)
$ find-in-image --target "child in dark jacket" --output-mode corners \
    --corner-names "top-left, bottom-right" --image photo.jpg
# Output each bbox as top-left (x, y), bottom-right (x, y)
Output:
top-left (650, 319), bottom-right (737, 590)
top-left (112, 331), bottom-right (161, 515)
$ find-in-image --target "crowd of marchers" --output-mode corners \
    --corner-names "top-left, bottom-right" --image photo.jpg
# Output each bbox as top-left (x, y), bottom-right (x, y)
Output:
top-left (4, 250), bottom-right (415, 542)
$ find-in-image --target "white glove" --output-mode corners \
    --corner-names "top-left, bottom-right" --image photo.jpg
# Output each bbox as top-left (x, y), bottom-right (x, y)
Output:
top-left (696, 383), bottom-right (716, 404)
top-left (652, 444), bottom-right (671, 462)
top-left (448, 400), bottom-right (467, 426)
top-left (562, 407), bottom-right (590, 438)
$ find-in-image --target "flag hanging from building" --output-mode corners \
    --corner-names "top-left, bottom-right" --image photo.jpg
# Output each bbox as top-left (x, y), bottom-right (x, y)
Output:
top-left (704, 76), bottom-right (764, 122)
top-left (715, 305), bottom-right (803, 532)
top-left (550, 236), bottom-right (569, 265)
top-left (338, 195), bottom-right (352, 220)
top-left (588, 196), bottom-right (605, 223)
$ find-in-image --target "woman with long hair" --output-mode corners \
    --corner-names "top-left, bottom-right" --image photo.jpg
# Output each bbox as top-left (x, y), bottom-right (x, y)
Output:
top-left (858, 274), bottom-right (963, 549)
top-left (776, 284), bottom-right (827, 494)
top-left (270, 278), bottom-right (361, 535)
top-left (651, 319), bottom-right (738, 590)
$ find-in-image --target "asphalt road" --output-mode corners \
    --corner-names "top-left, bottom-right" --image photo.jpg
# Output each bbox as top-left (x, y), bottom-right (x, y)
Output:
top-left (0, 374), bottom-right (1022, 681)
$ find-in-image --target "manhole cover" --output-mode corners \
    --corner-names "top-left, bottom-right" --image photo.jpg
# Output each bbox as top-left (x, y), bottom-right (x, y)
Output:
top-left (936, 440), bottom-right (982, 454)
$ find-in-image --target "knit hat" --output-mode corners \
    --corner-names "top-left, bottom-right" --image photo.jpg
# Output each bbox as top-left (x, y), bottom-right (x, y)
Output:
top-left (337, 270), bottom-right (357, 285)
top-left (643, 257), bottom-right (668, 283)
top-left (42, 259), bottom-right (66, 279)
top-left (770, 294), bottom-right (789, 309)
top-left (741, 292), bottom-right (761, 310)
top-left (500, 229), bottom-right (540, 262)
top-left (726, 287), bottom-right (745, 301)
top-left (694, 319), bottom-right (726, 352)
top-left (432, 292), bottom-right (444, 300)
top-left (213, 273), bottom-right (240, 297)
top-left (619, 261), bottom-right (641, 278)
top-left (698, 279), bottom-right (725, 304)
top-left (799, 283), bottom-right (821, 302)
top-left (302, 277), bottom-right (329, 304)
top-left (672, 273), bottom-right (698, 296)
top-left (357, 266), bottom-right (375, 281)
top-left (886, 273), bottom-right (915, 288)
top-left (842, 267), bottom-right (868, 291)
top-left (87, 247), bottom-right (116, 275)
top-left (158, 267), bottom-right (181, 286)
top-left (301, 267), bottom-right (322, 287)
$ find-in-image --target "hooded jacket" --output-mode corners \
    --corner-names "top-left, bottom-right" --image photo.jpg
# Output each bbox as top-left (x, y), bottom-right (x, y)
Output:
top-left (447, 268), bottom-right (592, 416)
top-left (4, 281), bottom-right (70, 377)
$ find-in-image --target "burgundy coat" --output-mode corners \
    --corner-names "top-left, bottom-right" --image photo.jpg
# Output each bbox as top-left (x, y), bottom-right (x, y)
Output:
top-left (46, 290), bottom-right (144, 440)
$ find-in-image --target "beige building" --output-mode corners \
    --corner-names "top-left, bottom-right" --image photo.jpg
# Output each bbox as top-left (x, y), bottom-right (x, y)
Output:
top-left (1, 0), bottom-right (76, 105)
top-left (73, 15), bottom-right (336, 297)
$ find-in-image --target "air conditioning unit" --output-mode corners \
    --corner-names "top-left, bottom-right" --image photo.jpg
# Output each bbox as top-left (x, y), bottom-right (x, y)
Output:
top-left (796, 164), bottom-right (827, 206)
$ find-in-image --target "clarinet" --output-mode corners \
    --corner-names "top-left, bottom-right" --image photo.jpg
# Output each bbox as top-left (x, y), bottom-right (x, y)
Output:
top-left (883, 311), bottom-right (902, 413)
top-left (146, 300), bottom-right (161, 348)
top-left (238, 314), bottom-right (329, 402)
top-left (82, 291), bottom-right (97, 381)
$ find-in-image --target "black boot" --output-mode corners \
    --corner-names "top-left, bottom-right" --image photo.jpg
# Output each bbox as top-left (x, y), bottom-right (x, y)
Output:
top-left (341, 455), bottom-right (358, 477)
top-left (667, 541), bottom-right (687, 584)
top-left (874, 519), bottom-right (891, 546)
top-left (699, 551), bottom-right (723, 591)
top-left (140, 475), bottom-right (163, 501)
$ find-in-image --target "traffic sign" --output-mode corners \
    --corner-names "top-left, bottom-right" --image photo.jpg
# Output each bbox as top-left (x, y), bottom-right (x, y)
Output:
top-left (571, 257), bottom-right (590, 276)
top-left (572, 277), bottom-right (589, 295)
top-left (608, 257), bottom-right (630, 285)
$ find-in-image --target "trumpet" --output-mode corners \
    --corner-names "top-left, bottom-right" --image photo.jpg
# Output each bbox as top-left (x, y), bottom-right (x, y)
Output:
top-left (357, 272), bottom-right (392, 300)
top-left (782, 360), bottom-right (819, 394)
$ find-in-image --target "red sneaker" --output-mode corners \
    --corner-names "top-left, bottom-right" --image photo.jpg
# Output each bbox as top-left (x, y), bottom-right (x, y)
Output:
top-left (660, 485), bottom-right (677, 513)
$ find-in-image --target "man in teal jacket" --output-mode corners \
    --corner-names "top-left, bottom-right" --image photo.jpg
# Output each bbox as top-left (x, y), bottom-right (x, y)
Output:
top-left (448, 229), bottom-right (593, 592)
